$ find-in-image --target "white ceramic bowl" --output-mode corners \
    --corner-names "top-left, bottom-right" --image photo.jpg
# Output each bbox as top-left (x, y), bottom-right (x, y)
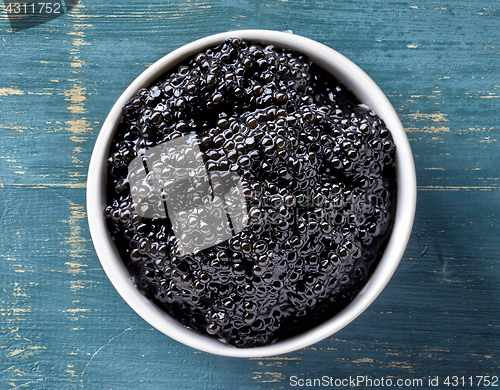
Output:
top-left (87, 30), bottom-right (416, 357)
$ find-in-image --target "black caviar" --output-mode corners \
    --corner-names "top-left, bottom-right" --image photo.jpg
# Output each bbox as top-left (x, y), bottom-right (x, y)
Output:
top-left (105, 38), bottom-right (396, 347)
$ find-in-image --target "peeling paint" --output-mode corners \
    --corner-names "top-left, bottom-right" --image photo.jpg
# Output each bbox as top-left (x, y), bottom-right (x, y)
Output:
top-left (0, 87), bottom-right (24, 97)
top-left (352, 357), bottom-right (374, 363)
top-left (406, 111), bottom-right (448, 123)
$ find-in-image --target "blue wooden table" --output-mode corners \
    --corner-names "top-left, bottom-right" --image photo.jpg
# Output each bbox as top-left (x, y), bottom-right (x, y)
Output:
top-left (1, 1), bottom-right (499, 388)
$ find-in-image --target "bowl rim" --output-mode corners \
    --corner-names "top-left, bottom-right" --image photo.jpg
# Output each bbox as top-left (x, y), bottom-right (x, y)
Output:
top-left (87, 29), bottom-right (417, 358)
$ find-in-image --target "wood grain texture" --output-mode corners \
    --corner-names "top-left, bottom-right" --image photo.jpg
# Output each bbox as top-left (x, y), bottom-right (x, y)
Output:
top-left (1, 0), bottom-right (499, 388)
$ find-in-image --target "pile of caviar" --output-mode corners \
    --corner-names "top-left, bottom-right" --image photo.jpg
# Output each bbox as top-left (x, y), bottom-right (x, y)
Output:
top-left (105, 38), bottom-right (396, 347)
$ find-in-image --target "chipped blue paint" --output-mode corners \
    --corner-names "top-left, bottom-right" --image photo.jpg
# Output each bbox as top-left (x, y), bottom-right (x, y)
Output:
top-left (0, 0), bottom-right (499, 388)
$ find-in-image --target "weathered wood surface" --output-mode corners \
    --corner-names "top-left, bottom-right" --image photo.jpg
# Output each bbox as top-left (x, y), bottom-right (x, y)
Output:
top-left (1, 0), bottom-right (498, 388)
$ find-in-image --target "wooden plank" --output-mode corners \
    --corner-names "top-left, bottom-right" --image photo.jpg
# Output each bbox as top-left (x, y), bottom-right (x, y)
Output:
top-left (0, 0), bottom-right (498, 388)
